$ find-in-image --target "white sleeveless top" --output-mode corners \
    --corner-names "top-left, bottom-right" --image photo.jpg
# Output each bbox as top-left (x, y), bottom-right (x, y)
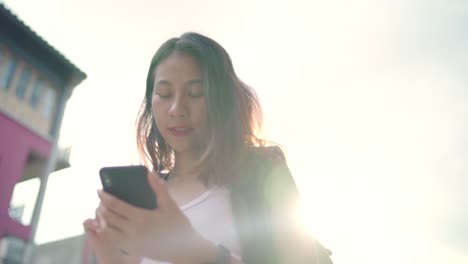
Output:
top-left (140, 187), bottom-right (242, 264)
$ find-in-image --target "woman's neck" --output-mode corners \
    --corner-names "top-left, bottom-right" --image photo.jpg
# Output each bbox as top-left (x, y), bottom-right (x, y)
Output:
top-left (171, 151), bottom-right (201, 181)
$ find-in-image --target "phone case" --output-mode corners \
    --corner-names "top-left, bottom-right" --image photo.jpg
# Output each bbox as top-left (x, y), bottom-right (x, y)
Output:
top-left (99, 165), bottom-right (157, 209)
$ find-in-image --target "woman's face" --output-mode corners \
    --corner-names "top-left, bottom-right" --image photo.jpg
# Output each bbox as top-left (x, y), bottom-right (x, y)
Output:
top-left (151, 52), bottom-right (208, 154)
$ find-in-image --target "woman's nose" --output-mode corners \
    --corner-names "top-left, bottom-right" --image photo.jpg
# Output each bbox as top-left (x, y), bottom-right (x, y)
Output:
top-left (168, 96), bottom-right (188, 118)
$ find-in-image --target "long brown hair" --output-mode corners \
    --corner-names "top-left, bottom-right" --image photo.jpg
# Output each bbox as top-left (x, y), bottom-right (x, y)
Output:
top-left (136, 32), bottom-right (265, 185)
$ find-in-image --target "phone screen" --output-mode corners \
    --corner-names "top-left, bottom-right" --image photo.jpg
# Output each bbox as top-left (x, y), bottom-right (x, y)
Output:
top-left (99, 165), bottom-right (157, 209)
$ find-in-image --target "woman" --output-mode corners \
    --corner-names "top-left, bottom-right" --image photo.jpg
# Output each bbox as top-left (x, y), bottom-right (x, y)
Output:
top-left (83, 32), bottom-right (332, 264)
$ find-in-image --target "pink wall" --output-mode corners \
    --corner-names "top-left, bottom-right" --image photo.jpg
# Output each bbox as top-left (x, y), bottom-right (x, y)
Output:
top-left (0, 112), bottom-right (51, 241)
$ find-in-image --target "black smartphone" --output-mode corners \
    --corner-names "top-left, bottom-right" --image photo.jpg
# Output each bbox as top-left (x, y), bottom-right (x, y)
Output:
top-left (99, 165), bottom-right (157, 209)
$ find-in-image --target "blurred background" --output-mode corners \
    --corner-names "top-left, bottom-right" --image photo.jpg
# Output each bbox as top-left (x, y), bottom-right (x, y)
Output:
top-left (0, 0), bottom-right (466, 263)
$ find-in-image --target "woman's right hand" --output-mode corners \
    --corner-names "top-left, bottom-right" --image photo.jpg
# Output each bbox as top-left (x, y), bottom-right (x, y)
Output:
top-left (83, 218), bottom-right (140, 264)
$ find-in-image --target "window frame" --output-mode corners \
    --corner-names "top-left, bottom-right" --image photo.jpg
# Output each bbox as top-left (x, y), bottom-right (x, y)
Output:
top-left (15, 65), bottom-right (32, 99)
top-left (2, 56), bottom-right (19, 91)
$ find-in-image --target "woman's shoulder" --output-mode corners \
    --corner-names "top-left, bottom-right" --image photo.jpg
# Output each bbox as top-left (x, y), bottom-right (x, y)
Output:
top-left (229, 144), bottom-right (291, 191)
top-left (247, 145), bottom-right (286, 166)
top-left (240, 145), bottom-right (294, 191)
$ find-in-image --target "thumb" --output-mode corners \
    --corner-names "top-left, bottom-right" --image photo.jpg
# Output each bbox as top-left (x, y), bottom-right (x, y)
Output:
top-left (147, 172), bottom-right (173, 208)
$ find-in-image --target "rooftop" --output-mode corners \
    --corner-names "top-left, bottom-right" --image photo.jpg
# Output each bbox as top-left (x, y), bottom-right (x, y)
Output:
top-left (0, 3), bottom-right (86, 87)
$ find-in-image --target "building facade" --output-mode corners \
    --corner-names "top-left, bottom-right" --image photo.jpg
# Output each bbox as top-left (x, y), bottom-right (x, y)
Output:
top-left (0, 3), bottom-right (86, 263)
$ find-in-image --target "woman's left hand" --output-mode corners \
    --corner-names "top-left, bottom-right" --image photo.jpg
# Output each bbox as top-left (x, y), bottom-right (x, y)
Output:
top-left (95, 172), bottom-right (211, 263)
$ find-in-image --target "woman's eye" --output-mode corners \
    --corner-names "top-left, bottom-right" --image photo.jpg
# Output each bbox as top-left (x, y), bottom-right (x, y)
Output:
top-left (188, 87), bottom-right (204, 98)
top-left (189, 91), bottom-right (204, 98)
top-left (155, 92), bottom-right (171, 98)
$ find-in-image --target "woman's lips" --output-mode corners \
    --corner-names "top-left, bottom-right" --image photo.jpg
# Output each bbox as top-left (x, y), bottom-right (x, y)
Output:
top-left (168, 127), bottom-right (193, 137)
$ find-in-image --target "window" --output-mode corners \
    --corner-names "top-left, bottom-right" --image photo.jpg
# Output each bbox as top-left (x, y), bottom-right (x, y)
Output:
top-left (1, 57), bottom-right (18, 91)
top-left (41, 86), bottom-right (56, 118)
top-left (15, 67), bottom-right (31, 99)
top-left (30, 79), bottom-right (42, 108)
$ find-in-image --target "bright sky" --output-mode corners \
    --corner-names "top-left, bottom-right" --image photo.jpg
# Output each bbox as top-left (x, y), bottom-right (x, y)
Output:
top-left (4, 0), bottom-right (468, 263)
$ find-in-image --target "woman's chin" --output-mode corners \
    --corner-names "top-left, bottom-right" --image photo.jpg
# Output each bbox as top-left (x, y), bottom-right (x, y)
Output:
top-left (168, 143), bottom-right (198, 154)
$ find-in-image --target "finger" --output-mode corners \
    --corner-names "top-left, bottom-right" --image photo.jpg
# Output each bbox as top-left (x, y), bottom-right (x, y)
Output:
top-left (83, 219), bottom-right (102, 250)
top-left (147, 172), bottom-right (174, 209)
top-left (97, 199), bottom-right (129, 220)
top-left (95, 208), bottom-right (106, 230)
top-left (97, 226), bottom-right (127, 251)
top-left (83, 218), bottom-right (99, 233)
top-left (96, 204), bottom-right (130, 234)
top-left (97, 189), bottom-right (141, 219)
top-left (94, 202), bottom-right (110, 230)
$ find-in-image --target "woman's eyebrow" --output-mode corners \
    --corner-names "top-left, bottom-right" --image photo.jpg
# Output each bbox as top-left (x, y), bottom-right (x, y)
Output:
top-left (154, 79), bottom-right (171, 86)
top-left (184, 79), bottom-right (203, 87)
